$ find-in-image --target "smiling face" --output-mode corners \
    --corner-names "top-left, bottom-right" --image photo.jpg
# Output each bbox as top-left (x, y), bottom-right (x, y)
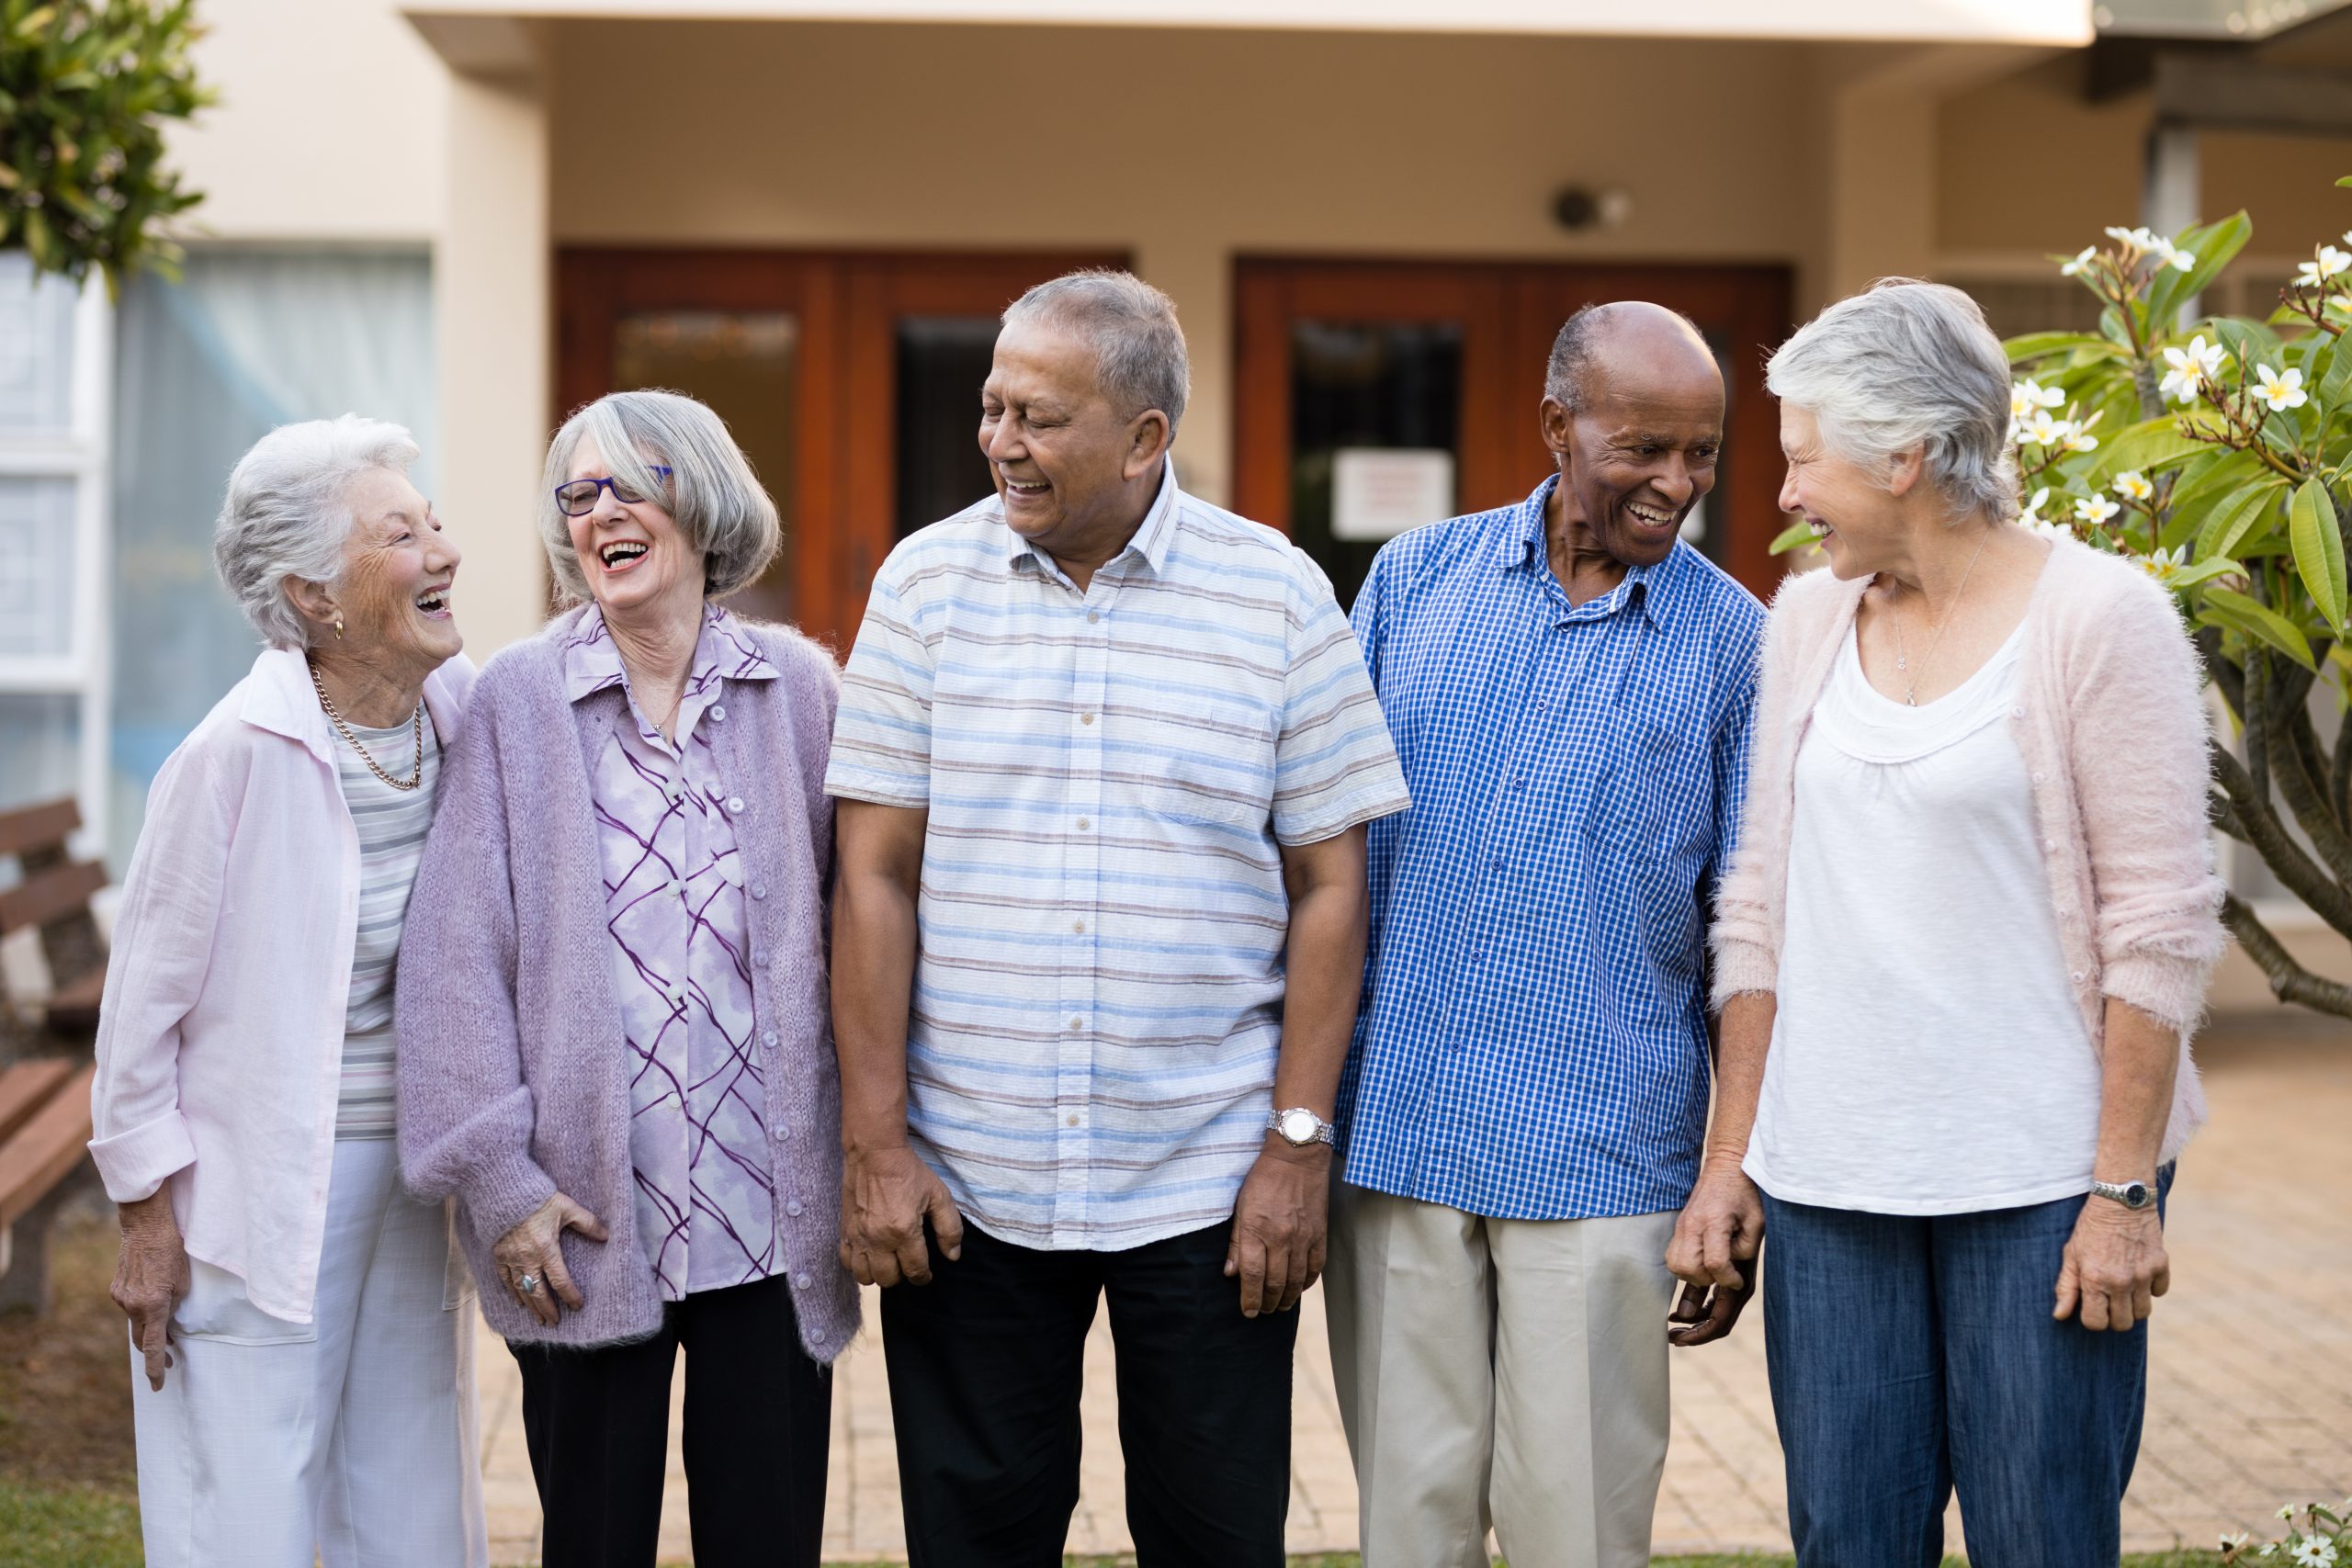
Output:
top-left (328, 466), bottom-right (462, 675)
top-left (978, 317), bottom-right (1169, 566)
top-left (1543, 329), bottom-right (1724, 572)
top-left (565, 433), bottom-right (707, 629)
top-left (1777, 403), bottom-right (1911, 580)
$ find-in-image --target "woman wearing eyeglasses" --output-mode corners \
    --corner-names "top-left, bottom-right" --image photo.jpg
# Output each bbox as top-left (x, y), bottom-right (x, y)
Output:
top-left (395, 389), bottom-right (854, 1567)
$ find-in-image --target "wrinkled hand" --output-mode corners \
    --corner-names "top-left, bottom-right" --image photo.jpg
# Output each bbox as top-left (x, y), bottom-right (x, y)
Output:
top-left (1665, 1160), bottom-right (1763, 1348)
top-left (2054, 1197), bottom-right (2168, 1332)
top-left (112, 1193), bottom-right (191, 1392)
top-left (493, 1194), bottom-right (607, 1328)
top-left (840, 1144), bottom-right (963, 1288)
top-left (1225, 1141), bottom-right (1329, 1318)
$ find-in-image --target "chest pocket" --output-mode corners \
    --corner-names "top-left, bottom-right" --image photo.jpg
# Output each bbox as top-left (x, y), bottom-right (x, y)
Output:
top-left (1145, 693), bottom-right (1279, 830)
top-left (1591, 714), bottom-right (1710, 866)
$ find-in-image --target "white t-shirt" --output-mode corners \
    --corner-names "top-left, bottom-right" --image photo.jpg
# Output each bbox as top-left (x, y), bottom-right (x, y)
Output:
top-left (1743, 617), bottom-right (2103, 1214)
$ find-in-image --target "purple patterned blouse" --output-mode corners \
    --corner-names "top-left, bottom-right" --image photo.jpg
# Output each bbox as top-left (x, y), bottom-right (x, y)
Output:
top-left (564, 604), bottom-right (780, 1299)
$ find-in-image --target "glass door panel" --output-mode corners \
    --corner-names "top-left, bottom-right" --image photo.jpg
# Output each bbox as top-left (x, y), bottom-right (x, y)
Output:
top-left (1288, 321), bottom-right (1463, 610)
top-left (893, 317), bottom-right (1000, 539)
top-left (612, 310), bottom-right (799, 625)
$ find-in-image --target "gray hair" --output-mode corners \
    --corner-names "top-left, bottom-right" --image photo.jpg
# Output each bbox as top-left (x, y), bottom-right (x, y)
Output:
top-left (1767, 278), bottom-right (2018, 524)
top-left (1001, 270), bottom-right (1190, 434)
top-left (538, 389), bottom-right (781, 604)
top-left (1544, 301), bottom-right (1706, 412)
top-left (213, 415), bottom-right (422, 650)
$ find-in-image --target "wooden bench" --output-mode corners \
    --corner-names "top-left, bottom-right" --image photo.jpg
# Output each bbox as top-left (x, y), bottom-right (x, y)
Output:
top-left (0, 1057), bottom-right (97, 1314)
top-left (0, 796), bottom-right (108, 1044)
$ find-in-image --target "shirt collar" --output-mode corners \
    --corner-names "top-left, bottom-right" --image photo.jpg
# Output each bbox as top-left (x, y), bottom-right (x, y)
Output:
top-left (1498, 471), bottom-right (1684, 631)
top-left (560, 602), bottom-right (778, 707)
top-left (996, 457), bottom-right (1182, 580)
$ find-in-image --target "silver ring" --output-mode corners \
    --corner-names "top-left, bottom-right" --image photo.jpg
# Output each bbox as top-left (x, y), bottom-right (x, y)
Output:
top-left (517, 1273), bottom-right (540, 1296)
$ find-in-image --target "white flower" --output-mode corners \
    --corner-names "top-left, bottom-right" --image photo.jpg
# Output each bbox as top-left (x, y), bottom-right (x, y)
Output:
top-left (2298, 246), bottom-right (2352, 287)
top-left (2253, 364), bottom-right (2310, 412)
top-left (2018, 409), bottom-right (2068, 448)
top-left (2330, 292), bottom-right (2352, 316)
top-left (2114, 470), bottom-right (2154, 503)
top-left (2283, 1505), bottom-right (2301, 1520)
top-left (2063, 410), bottom-right (2104, 453)
top-left (2161, 334), bottom-right (2228, 404)
top-left (2170, 243), bottom-right (2198, 271)
top-left (2105, 225), bottom-right (2194, 270)
top-left (2061, 245), bottom-right (2098, 276)
top-left (2223, 1532), bottom-right (2252, 1551)
top-left (2011, 378), bottom-right (2066, 419)
top-left (2290, 1537), bottom-right (2335, 1567)
top-left (2077, 495), bottom-right (2122, 526)
top-left (2139, 544), bottom-right (2189, 584)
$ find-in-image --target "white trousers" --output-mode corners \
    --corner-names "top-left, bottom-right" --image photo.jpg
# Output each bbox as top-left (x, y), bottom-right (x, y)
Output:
top-left (1325, 1183), bottom-right (1678, 1568)
top-left (130, 1137), bottom-right (487, 1568)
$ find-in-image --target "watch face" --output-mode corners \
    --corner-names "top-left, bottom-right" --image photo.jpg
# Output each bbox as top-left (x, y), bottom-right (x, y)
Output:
top-left (2125, 1182), bottom-right (2150, 1208)
top-left (1279, 1109), bottom-right (1321, 1145)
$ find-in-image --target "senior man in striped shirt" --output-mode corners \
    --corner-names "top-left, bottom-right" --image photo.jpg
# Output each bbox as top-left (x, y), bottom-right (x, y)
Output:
top-left (1327, 302), bottom-right (1766, 1568)
top-left (825, 270), bottom-right (1408, 1566)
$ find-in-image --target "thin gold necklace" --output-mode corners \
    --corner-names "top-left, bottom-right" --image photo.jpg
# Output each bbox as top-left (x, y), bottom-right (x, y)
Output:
top-left (308, 658), bottom-right (424, 790)
top-left (1890, 528), bottom-right (1993, 707)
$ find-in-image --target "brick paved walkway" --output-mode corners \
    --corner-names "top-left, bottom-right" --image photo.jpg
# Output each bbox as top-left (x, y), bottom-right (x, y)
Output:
top-left (478, 1018), bottom-right (2352, 1563)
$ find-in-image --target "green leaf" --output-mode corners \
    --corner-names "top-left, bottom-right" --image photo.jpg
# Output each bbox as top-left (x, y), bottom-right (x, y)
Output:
top-left (2196, 479), bottom-right (2286, 561)
top-left (2325, 335), bottom-right (2352, 408)
top-left (2005, 331), bottom-right (2107, 365)
top-left (2093, 417), bottom-right (2203, 482)
top-left (2339, 175), bottom-right (2352, 187)
top-left (2201, 586), bottom-right (2320, 671)
top-left (2165, 557), bottom-right (2245, 593)
top-left (1770, 520), bottom-right (1820, 557)
top-left (2151, 211), bottom-right (2252, 323)
top-left (2290, 476), bottom-right (2348, 631)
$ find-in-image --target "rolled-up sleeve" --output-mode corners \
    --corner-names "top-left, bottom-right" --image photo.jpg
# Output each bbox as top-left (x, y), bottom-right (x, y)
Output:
top-left (824, 572), bottom-right (935, 808)
top-left (88, 747), bottom-right (231, 1201)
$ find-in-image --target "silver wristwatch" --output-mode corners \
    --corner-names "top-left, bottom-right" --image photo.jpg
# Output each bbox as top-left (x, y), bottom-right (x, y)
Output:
top-left (2088, 1177), bottom-right (2155, 1211)
top-left (1267, 1106), bottom-right (1338, 1148)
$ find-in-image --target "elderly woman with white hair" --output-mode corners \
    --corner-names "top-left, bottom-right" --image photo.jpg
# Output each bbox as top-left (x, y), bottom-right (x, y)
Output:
top-left (89, 416), bottom-right (486, 1567)
top-left (1666, 279), bottom-right (2224, 1567)
top-left (395, 389), bottom-right (854, 1567)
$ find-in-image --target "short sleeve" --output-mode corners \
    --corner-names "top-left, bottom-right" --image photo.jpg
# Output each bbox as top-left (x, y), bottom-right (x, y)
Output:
top-left (823, 572), bottom-right (935, 808)
top-left (1272, 555), bottom-right (1410, 846)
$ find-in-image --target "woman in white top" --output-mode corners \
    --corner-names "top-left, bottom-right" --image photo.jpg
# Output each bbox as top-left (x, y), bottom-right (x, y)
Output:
top-left (1665, 281), bottom-right (2225, 1568)
top-left (88, 417), bottom-right (487, 1568)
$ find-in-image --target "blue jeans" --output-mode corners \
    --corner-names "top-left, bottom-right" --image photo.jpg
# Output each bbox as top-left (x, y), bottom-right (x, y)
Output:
top-left (1758, 1171), bottom-right (2172, 1568)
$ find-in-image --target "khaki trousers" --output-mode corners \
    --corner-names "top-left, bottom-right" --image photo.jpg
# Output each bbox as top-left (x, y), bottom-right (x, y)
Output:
top-left (1326, 1183), bottom-right (1678, 1568)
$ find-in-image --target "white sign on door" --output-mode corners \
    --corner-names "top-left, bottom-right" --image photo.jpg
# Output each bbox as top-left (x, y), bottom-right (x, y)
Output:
top-left (1330, 447), bottom-right (1455, 543)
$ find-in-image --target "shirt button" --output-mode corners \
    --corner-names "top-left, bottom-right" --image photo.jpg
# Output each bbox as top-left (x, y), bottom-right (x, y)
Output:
top-left (1069, 1015), bottom-right (1084, 1030)
top-left (763, 1030), bottom-right (778, 1048)
top-left (1066, 1112), bottom-right (1081, 1127)
top-left (786, 1199), bottom-right (804, 1218)
top-left (727, 795), bottom-right (746, 814)
top-left (666, 878), bottom-right (684, 897)
top-left (2044, 839), bottom-right (2057, 852)
top-left (752, 884), bottom-right (767, 900)
top-left (2011, 705), bottom-right (2026, 718)
top-left (2032, 771), bottom-right (2046, 784)
top-left (1076, 817), bottom-right (1091, 831)
top-left (711, 704), bottom-right (727, 722)
top-left (756, 951), bottom-right (771, 968)
top-left (1087, 610), bottom-right (1101, 624)
top-left (1080, 713), bottom-right (1096, 726)
top-left (1072, 919), bottom-right (1086, 934)
top-left (809, 1327), bottom-right (825, 1343)
top-left (795, 1271), bottom-right (812, 1290)
top-left (771, 1122), bottom-right (789, 1139)
top-left (2071, 970), bottom-right (2086, 984)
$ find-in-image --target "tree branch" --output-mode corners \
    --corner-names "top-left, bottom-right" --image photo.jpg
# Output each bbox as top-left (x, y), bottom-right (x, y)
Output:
top-left (2210, 741), bottom-right (2352, 933)
top-left (2222, 893), bottom-right (2352, 1018)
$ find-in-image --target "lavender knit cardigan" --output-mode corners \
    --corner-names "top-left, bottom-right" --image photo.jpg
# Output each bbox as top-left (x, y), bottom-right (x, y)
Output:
top-left (395, 605), bottom-right (859, 1359)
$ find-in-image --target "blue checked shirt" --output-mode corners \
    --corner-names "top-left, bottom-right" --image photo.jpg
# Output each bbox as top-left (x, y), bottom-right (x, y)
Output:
top-left (1338, 474), bottom-right (1764, 1221)
top-left (826, 463), bottom-right (1410, 1250)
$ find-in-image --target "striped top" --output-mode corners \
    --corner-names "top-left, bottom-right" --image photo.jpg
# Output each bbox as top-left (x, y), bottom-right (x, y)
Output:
top-left (333, 712), bottom-right (442, 1141)
top-left (1339, 475), bottom-right (1764, 1220)
top-left (826, 463), bottom-right (1410, 1251)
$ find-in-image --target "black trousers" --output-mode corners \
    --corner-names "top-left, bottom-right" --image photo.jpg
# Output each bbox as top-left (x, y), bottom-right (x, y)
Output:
top-left (510, 1270), bottom-right (831, 1568)
top-left (880, 1218), bottom-right (1299, 1568)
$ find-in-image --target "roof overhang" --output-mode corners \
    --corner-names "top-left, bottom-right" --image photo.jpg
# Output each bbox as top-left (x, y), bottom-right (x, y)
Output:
top-left (401, 0), bottom-right (2096, 56)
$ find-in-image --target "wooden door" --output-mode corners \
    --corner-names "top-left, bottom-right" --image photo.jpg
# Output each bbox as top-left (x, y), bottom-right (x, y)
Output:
top-left (559, 248), bottom-right (1125, 652)
top-left (1232, 257), bottom-right (1794, 604)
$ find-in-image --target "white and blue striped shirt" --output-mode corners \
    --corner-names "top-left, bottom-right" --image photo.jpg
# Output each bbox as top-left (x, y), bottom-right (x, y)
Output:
top-left (826, 464), bottom-right (1409, 1250)
top-left (1339, 475), bottom-right (1764, 1221)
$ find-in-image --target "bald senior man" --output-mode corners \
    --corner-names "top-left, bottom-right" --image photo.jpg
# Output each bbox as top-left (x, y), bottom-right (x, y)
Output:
top-left (1327, 302), bottom-right (1767, 1568)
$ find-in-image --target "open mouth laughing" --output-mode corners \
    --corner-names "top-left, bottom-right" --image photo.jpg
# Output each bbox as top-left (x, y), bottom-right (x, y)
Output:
top-left (414, 583), bottom-right (452, 619)
top-left (597, 540), bottom-right (650, 573)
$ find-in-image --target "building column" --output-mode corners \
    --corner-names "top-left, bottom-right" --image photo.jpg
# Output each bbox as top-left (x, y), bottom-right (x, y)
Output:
top-left (428, 27), bottom-right (550, 657)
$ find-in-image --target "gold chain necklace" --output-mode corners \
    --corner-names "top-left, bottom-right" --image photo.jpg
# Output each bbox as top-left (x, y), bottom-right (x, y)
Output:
top-left (308, 659), bottom-right (424, 790)
top-left (1890, 528), bottom-right (1994, 707)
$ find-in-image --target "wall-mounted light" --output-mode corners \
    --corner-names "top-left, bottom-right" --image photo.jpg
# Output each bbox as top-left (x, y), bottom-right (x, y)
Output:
top-left (1552, 185), bottom-right (1634, 234)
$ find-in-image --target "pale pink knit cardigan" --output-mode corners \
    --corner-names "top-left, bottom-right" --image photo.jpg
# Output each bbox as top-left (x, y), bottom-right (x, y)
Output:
top-left (1709, 536), bottom-right (2228, 1164)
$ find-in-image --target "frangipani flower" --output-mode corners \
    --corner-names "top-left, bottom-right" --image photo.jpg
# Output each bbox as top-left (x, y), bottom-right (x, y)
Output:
top-left (2114, 471), bottom-right (2154, 503)
top-left (2077, 495), bottom-right (2122, 526)
top-left (2139, 543), bottom-right (2189, 584)
top-left (2297, 246), bottom-right (2352, 287)
top-left (2063, 410), bottom-right (2103, 453)
top-left (2161, 335), bottom-right (2228, 404)
top-left (2253, 364), bottom-right (2309, 412)
top-left (2061, 245), bottom-right (2098, 276)
top-left (2018, 409), bottom-right (2068, 447)
top-left (2011, 378), bottom-right (2065, 419)
top-left (2105, 225), bottom-right (2195, 270)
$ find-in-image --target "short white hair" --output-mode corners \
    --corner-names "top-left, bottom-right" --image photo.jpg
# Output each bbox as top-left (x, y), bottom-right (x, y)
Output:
top-left (1767, 279), bottom-right (2018, 524)
top-left (213, 415), bottom-right (422, 650)
top-left (538, 389), bottom-right (781, 604)
top-left (1002, 270), bottom-right (1190, 434)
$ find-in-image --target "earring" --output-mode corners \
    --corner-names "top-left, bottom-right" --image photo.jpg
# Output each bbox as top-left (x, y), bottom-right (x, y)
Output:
top-left (334, 616), bottom-right (345, 640)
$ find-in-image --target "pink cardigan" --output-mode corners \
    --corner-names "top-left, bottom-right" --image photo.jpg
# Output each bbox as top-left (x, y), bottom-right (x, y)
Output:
top-left (1708, 536), bottom-right (2227, 1165)
top-left (88, 649), bottom-right (476, 1324)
